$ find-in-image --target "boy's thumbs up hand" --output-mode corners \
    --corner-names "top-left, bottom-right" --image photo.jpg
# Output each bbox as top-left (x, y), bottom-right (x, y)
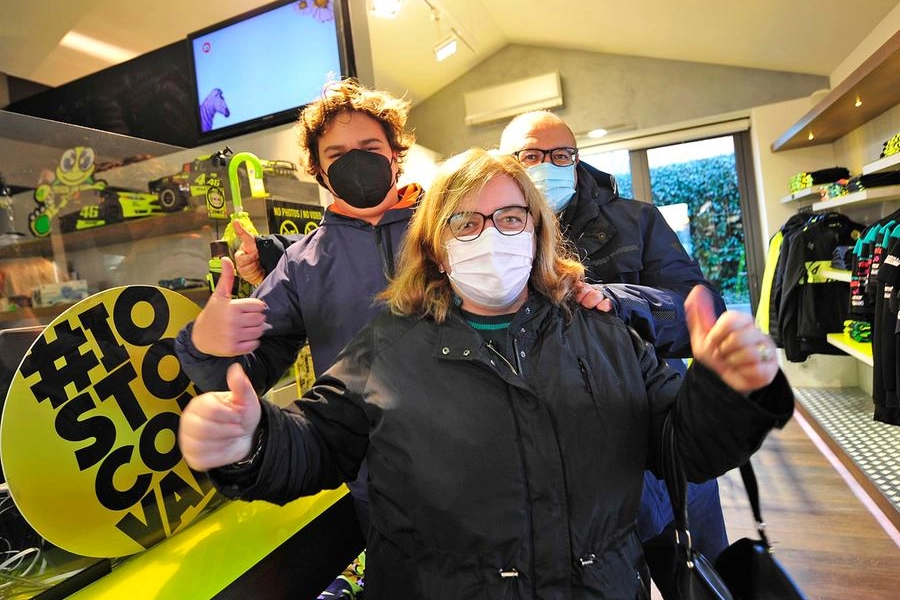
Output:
top-left (192, 257), bottom-right (270, 356)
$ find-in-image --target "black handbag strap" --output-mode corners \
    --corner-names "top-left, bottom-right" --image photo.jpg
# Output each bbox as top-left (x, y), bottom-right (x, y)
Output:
top-left (661, 415), bottom-right (739, 600)
top-left (738, 461), bottom-right (771, 547)
top-left (663, 412), bottom-right (771, 549)
top-left (661, 413), bottom-right (693, 551)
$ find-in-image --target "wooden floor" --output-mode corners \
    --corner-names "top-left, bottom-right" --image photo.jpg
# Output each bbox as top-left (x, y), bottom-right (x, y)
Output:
top-left (710, 412), bottom-right (900, 600)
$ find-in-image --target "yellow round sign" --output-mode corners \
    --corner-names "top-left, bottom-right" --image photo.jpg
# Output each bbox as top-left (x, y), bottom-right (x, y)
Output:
top-left (0, 286), bottom-right (218, 558)
top-left (279, 219), bottom-right (299, 235)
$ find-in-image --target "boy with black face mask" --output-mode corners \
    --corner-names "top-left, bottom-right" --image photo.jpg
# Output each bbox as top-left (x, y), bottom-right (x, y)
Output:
top-left (175, 78), bottom-right (423, 597)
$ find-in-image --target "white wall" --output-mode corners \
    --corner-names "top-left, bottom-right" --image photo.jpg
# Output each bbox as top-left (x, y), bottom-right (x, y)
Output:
top-left (749, 97), bottom-right (836, 242)
top-left (830, 3), bottom-right (900, 87)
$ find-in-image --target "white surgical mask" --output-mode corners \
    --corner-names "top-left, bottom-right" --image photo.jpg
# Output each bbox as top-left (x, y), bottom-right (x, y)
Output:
top-left (446, 228), bottom-right (534, 309)
top-left (527, 162), bottom-right (576, 212)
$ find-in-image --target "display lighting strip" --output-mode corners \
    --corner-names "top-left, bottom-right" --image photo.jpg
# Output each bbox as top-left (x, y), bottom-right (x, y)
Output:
top-left (59, 31), bottom-right (139, 64)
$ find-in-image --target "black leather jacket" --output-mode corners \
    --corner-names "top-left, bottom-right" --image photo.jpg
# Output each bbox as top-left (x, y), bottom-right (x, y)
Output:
top-left (215, 295), bottom-right (793, 599)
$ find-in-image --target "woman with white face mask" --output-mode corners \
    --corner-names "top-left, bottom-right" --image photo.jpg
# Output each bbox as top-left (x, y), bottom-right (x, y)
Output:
top-left (178, 148), bottom-right (792, 599)
top-left (443, 182), bottom-right (536, 311)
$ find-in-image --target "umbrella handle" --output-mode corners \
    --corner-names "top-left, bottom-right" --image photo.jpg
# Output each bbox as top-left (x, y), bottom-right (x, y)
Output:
top-left (228, 152), bottom-right (266, 214)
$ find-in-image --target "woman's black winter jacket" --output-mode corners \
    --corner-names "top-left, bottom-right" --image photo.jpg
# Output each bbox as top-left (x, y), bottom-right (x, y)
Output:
top-left (215, 294), bottom-right (793, 600)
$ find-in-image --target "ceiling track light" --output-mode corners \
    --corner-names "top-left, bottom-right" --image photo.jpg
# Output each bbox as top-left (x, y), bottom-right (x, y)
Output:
top-left (370, 0), bottom-right (403, 19)
top-left (434, 33), bottom-right (458, 61)
top-left (421, 0), bottom-right (475, 62)
top-left (433, 27), bottom-right (473, 61)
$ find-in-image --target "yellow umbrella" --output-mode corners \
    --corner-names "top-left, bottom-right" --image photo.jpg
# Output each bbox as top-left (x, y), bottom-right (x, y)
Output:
top-left (205, 151), bottom-right (266, 297)
top-left (223, 151), bottom-right (266, 252)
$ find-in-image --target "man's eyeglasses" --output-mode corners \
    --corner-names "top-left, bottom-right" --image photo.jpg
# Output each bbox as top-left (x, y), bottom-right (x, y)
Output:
top-left (512, 147), bottom-right (578, 167)
top-left (447, 205), bottom-right (529, 241)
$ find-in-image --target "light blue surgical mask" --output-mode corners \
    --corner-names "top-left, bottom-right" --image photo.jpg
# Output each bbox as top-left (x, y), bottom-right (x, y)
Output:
top-left (526, 162), bottom-right (576, 213)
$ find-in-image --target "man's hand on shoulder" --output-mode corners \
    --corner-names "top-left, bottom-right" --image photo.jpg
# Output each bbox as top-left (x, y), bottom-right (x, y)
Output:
top-left (575, 281), bottom-right (614, 313)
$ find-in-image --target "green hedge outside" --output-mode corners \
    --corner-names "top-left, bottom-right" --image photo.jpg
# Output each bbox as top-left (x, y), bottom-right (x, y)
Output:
top-left (613, 154), bottom-right (748, 305)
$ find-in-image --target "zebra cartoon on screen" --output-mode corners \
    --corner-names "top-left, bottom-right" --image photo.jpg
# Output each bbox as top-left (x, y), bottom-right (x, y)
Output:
top-left (199, 88), bottom-right (230, 132)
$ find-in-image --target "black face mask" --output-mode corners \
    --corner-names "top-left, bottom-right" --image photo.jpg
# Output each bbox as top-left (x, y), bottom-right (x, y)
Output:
top-left (324, 149), bottom-right (394, 209)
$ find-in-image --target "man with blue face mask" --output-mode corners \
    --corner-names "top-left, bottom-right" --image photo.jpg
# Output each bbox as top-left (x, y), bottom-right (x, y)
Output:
top-left (516, 147), bottom-right (579, 212)
top-left (499, 110), bottom-right (727, 357)
top-left (500, 110), bottom-right (729, 600)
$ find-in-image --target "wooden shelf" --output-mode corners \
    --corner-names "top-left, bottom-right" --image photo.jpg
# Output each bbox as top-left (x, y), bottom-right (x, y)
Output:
top-left (811, 184), bottom-right (900, 212)
top-left (0, 209), bottom-right (212, 259)
top-left (779, 187), bottom-right (822, 204)
top-left (0, 302), bottom-right (77, 324)
top-left (826, 332), bottom-right (873, 366)
top-left (772, 30), bottom-right (900, 152)
top-left (0, 195), bottom-right (278, 259)
top-left (862, 152), bottom-right (900, 175)
top-left (177, 286), bottom-right (211, 306)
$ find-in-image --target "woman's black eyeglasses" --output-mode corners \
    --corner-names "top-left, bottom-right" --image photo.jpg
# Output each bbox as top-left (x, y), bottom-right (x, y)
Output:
top-left (447, 205), bottom-right (529, 241)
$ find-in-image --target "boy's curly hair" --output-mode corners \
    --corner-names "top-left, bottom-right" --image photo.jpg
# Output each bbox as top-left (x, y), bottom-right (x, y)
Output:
top-left (296, 78), bottom-right (415, 177)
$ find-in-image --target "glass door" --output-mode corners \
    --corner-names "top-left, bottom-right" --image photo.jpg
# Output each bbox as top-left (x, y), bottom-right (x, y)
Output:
top-left (581, 132), bottom-right (763, 314)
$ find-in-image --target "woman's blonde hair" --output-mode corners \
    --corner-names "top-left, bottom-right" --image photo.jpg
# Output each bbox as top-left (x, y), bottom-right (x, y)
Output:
top-left (381, 148), bottom-right (584, 322)
top-left (296, 78), bottom-right (415, 178)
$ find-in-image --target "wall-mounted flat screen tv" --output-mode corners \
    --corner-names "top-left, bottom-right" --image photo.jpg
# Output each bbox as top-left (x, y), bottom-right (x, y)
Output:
top-left (188, 0), bottom-right (354, 143)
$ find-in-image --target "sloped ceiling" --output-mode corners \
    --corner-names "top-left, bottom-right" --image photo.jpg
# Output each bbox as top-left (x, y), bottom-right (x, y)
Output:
top-left (1, 1), bottom-right (898, 104)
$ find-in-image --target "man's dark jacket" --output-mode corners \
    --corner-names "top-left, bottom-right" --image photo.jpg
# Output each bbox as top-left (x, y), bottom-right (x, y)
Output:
top-left (563, 163), bottom-right (730, 553)
top-left (562, 162), bottom-right (726, 357)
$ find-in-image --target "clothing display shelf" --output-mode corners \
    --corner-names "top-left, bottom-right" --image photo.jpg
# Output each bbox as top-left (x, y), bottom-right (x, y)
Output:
top-left (819, 265), bottom-right (859, 367)
top-left (811, 184), bottom-right (900, 212)
top-left (779, 186), bottom-right (822, 205)
top-left (778, 154), bottom-right (900, 210)
top-left (826, 332), bottom-right (874, 366)
top-left (772, 30), bottom-right (900, 152)
top-left (808, 157), bottom-right (898, 365)
top-left (778, 155), bottom-right (900, 208)
top-left (770, 30), bottom-right (900, 376)
top-left (809, 152), bottom-right (900, 360)
top-left (863, 151), bottom-right (900, 176)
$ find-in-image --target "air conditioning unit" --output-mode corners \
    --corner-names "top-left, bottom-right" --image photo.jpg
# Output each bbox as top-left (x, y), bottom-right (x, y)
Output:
top-left (464, 72), bottom-right (563, 126)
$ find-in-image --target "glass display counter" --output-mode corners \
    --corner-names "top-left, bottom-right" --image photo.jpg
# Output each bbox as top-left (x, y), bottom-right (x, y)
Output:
top-left (1, 110), bottom-right (269, 329)
top-left (0, 111), bottom-right (356, 598)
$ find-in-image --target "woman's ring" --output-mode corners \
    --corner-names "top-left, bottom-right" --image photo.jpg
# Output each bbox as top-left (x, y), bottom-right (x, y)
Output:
top-left (757, 343), bottom-right (774, 362)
